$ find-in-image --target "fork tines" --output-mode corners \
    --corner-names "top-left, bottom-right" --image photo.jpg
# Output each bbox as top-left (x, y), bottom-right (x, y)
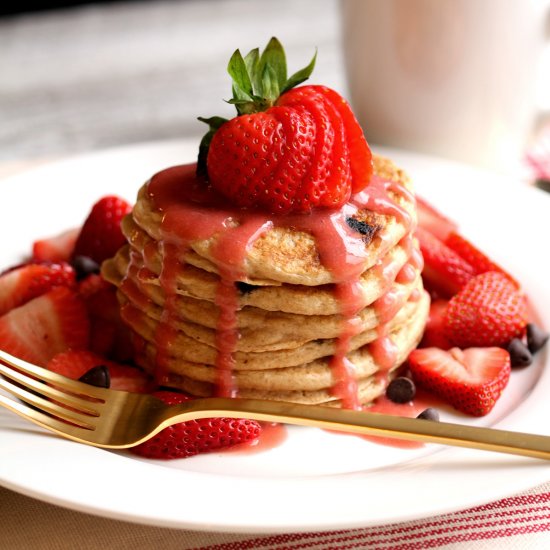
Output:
top-left (0, 350), bottom-right (107, 432)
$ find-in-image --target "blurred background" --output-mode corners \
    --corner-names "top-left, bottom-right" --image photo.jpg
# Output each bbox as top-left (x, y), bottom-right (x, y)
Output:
top-left (0, 0), bottom-right (344, 164)
top-left (1, 0), bottom-right (549, 179)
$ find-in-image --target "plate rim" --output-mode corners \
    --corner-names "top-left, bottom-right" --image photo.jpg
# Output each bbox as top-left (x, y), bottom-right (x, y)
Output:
top-left (1, 139), bottom-right (550, 533)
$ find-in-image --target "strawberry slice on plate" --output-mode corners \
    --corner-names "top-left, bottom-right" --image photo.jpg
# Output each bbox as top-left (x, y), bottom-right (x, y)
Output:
top-left (130, 391), bottom-right (262, 459)
top-left (444, 231), bottom-right (518, 287)
top-left (78, 273), bottom-right (133, 360)
top-left (47, 350), bottom-right (153, 393)
top-left (0, 286), bottom-right (89, 367)
top-left (32, 228), bottom-right (79, 263)
top-left (416, 195), bottom-right (458, 240)
top-left (416, 226), bottom-right (475, 297)
top-left (0, 262), bottom-right (76, 316)
top-left (409, 347), bottom-right (511, 416)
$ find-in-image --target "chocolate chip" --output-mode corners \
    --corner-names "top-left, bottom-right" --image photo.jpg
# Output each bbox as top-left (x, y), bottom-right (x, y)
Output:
top-left (235, 281), bottom-right (257, 295)
top-left (507, 338), bottom-right (533, 368)
top-left (345, 217), bottom-right (377, 244)
top-left (417, 408), bottom-right (440, 421)
top-left (526, 323), bottom-right (549, 354)
top-left (535, 178), bottom-right (550, 193)
top-left (71, 255), bottom-right (100, 280)
top-left (78, 365), bottom-right (111, 388)
top-left (386, 377), bottom-right (416, 403)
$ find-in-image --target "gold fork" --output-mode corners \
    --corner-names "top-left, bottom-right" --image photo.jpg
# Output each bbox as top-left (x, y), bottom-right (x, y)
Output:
top-left (1, 349), bottom-right (550, 459)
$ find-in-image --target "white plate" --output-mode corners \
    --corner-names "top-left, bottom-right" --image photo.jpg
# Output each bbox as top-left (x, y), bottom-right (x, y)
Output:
top-left (1, 140), bottom-right (549, 533)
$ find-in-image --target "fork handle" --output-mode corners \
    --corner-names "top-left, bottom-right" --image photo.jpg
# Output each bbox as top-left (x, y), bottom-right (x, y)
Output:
top-left (165, 398), bottom-right (550, 460)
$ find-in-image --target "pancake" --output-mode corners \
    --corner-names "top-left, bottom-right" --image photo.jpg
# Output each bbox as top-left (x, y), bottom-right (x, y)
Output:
top-left (129, 155), bottom-right (416, 286)
top-left (162, 371), bottom-right (391, 406)
top-left (103, 236), bottom-right (420, 316)
top-left (135, 291), bottom-right (429, 392)
top-left (119, 289), bottom-right (423, 368)
top-left (102, 153), bottom-right (428, 407)
top-left (111, 253), bottom-right (423, 351)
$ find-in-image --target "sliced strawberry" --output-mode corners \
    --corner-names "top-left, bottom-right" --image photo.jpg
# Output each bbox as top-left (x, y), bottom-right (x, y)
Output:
top-left (419, 299), bottom-right (453, 349)
top-left (47, 350), bottom-right (153, 393)
top-left (130, 391), bottom-right (262, 459)
top-left (409, 347), bottom-right (511, 416)
top-left (444, 231), bottom-right (519, 288)
top-left (78, 274), bottom-right (119, 319)
top-left (32, 228), bottom-right (79, 263)
top-left (416, 195), bottom-right (458, 240)
top-left (444, 271), bottom-right (528, 348)
top-left (78, 273), bottom-right (132, 360)
top-left (0, 262), bottom-right (76, 316)
top-left (108, 363), bottom-right (153, 392)
top-left (47, 349), bottom-right (101, 380)
top-left (72, 195), bottom-right (132, 264)
top-left (416, 226), bottom-right (476, 297)
top-left (0, 287), bottom-right (89, 367)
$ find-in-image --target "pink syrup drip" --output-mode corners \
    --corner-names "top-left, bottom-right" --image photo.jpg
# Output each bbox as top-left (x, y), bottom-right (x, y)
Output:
top-left (359, 389), bottom-right (445, 449)
top-left (145, 164), bottom-right (414, 406)
top-left (142, 240), bottom-right (158, 271)
top-left (120, 247), bottom-right (156, 372)
top-left (409, 288), bottom-right (422, 302)
top-left (298, 210), bottom-right (368, 410)
top-left (374, 284), bottom-right (410, 324)
top-left (225, 422), bottom-right (289, 455)
top-left (148, 165), bottom-right (273, 397)
top-left (121, 249), bottom-right (154, 311)
top-left (362, 397), bottom-right (424, 449)
top-left (352, 176), bottom-right (413, 231)
top-left (371, 246), bottom-right (402, 283)
top-left (409, 243), bottom-right (424, 271)
top-left (154, 242), bottom-right (183, 384)
top-left (369, 324), bottom-right (399, 374)
top-left (213, 279), bottom-right (239, 397)
top-left (353, 176), bottom-right (415, 391)
top-left (396, 263), bottom-right (417, 285)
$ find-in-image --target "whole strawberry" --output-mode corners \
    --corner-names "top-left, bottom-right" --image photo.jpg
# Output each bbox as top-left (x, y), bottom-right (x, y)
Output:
top-left (72, 195), bottom-right (132, 264)
top-left (199, 37), bottom-right (372, 213)
top-left (444, 271), bottom-right (528, 348)
top-left (130, 391), bottom-right (262, 459)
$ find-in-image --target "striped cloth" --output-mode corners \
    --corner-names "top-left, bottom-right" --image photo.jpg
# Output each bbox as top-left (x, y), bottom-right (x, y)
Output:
top-left (193, 484), bottom-right (550, 549)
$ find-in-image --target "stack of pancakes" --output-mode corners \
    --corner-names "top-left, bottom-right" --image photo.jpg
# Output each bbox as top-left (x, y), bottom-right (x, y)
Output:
top-left (102, 155), bottom-right (429, 407)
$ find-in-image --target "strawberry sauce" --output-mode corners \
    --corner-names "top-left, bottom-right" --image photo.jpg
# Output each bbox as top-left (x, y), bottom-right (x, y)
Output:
top-left (145, 164), bottom-right (414, 404)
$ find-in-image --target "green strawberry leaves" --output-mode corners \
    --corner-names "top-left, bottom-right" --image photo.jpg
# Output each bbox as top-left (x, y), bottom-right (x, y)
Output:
top-left (226, 36), bottom-right (316, 114)
top-left (197, 116), bottom-right (228, 177)
top-left (282, 51), bottom-right (317, 94)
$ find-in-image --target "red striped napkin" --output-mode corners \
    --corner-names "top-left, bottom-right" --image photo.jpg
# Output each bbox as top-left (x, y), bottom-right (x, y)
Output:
top-left (194, 482), bottom-right (550, 549)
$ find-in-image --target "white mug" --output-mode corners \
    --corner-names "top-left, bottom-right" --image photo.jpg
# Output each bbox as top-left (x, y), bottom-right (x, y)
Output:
top-left (341, 0), bottom-right (550, 173)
